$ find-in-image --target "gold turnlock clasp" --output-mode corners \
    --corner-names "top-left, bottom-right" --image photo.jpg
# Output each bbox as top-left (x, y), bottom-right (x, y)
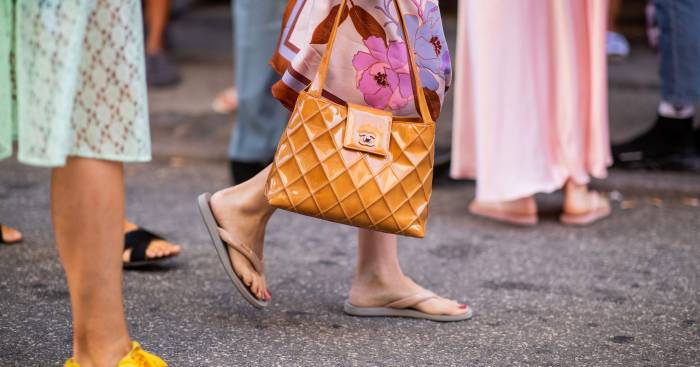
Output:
top-left (344, 103), bottom-right (392, 157)
top-left (358, 129), bottom-right (378, 147)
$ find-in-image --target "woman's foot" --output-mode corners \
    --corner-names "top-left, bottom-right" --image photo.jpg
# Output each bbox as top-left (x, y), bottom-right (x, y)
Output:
top-left (469, 196), bottom-right (538, 226)
top-left (348, 273), bottom-right (469, 317)
top-left (122, 221), bottom-right (182, 263)
top-left (65, 341), bottom-right (166, 367)
top-left (0, 224), bottom-right (23, 244)
top-left (212, 86), bottom-right (239, 114)
top-left (209, 185), bottom-right (272, 301)
top-left (561, 181), bottom-right (611, 225)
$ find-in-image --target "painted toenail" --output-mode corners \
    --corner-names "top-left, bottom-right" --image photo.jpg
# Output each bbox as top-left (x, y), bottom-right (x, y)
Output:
top-left (458, 304), bottom-right (468, 309)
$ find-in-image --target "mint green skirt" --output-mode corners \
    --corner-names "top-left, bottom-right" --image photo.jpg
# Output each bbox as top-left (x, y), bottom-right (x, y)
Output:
top-left (0, 0), bottom-right (150, 167)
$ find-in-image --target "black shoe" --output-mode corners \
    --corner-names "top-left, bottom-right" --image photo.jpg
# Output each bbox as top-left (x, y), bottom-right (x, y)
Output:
top-left (612, 115), bottom-right (698, 170)
top-left (229, 160), bottom-right (269, 185)
top-left (146, 52), bottom-right (181, 88)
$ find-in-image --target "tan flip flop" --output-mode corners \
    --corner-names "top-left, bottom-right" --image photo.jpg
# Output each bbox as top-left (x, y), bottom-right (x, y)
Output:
top-left (198, 193), bottom-right (268, 308)
top-left (560, 191), bottom-right (611, 226)
top-left (344, 290), bottom-right (473, 322)
top-left (469, 201), bottom-right (538, 226)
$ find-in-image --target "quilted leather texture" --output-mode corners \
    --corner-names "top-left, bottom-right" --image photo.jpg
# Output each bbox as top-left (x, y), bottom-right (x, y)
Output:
top-left (266, 92), bottom-right (435, 237)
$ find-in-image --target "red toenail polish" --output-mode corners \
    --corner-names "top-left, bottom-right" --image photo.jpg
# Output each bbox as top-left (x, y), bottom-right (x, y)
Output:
top-left (458, 304), bottom-right (468, 309)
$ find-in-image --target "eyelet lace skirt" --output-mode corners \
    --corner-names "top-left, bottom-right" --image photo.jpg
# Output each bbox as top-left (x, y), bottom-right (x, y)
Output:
top-left (0, 0), bottom-right (150, 167)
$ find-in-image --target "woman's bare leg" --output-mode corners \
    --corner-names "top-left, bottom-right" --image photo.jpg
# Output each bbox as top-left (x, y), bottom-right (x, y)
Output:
top-left (348, 230), bottom-right (469, 316)
top-left (608, 0), bottom-right (622, 32)
top-left (145, 0), bottom-right (170, 55)
top-left (209, 164), bottom-right (469, 314)
top-left (52, 157), bottom-right (131, 367)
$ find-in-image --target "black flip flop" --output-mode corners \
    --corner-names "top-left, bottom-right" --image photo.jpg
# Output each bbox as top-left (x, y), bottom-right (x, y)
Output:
top-left (123, 228), bottom-right (178, 269)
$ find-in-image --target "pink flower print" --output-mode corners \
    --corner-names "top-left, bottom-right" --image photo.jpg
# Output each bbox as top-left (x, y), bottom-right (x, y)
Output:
top-left (352, 36), bottom-right (413, 110)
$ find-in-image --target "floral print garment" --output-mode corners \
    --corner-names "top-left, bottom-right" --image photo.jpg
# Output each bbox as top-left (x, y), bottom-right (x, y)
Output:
top-left (271, 0), bottom-right (451, 120)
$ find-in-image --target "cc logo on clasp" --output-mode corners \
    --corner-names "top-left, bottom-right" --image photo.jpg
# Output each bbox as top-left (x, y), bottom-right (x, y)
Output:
top-left (358, 132), bottom-right (377, 147)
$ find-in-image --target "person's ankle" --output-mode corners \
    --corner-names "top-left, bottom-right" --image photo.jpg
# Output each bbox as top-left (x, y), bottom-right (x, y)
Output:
top-left (74, 336), bottom-right (131, 367)
top-left (349, 269), bottom-right (419, 307)
top-left (211, 186), bottom-right (272, 219)
top-left (146, 42), bottom-right (164, 56)
top-left (563, 181), bottom-right (591, 213)
top-left (351, 266), bottom-right (406, 292)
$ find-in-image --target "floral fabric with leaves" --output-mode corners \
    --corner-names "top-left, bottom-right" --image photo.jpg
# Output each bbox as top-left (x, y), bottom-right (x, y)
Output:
top-left (271, 0), bottom-right (451, 120)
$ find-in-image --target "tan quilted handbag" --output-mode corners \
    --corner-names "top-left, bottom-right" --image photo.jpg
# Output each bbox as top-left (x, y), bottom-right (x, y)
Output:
top-left (265, 0), bottom-right (436, 237)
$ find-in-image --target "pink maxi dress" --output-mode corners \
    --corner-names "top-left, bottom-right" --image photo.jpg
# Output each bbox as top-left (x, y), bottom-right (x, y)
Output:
top-left (450, 0), bottom-right (612, 202)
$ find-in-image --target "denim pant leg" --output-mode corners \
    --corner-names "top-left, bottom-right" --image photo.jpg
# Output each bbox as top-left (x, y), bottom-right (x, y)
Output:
top-left (655, 0), bottom-right (700, 104)
top-left (228, 0), bottom-right (288, 162)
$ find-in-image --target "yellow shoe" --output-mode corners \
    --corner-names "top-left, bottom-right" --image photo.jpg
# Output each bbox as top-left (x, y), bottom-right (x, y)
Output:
top-left (64, 342), bottom-right (167, 367)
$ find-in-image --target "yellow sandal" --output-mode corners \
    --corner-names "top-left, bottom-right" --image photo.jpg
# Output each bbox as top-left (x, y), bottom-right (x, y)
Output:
top-left (64, 342), bottom-right (167, 367)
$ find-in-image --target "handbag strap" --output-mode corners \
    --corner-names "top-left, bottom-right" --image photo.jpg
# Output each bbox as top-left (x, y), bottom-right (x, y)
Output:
top-left (308, 0), bottom-right (435, 124)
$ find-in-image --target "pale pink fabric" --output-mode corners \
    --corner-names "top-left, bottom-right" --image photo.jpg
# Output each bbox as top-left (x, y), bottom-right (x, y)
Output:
top-left (450, 0), bottom-right (612, 202)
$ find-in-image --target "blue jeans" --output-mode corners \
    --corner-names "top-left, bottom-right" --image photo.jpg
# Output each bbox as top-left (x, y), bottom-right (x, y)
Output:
top-left (228, 0), bottom-right (288, 162)
top-left (655, 0), bottom-right (700, 104)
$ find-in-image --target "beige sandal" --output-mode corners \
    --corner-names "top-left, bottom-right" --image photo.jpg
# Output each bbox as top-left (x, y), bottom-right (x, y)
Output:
top-left (560, 191), bottom-right (611, 226)
top-left (344, 290), bottom-right (473, 322)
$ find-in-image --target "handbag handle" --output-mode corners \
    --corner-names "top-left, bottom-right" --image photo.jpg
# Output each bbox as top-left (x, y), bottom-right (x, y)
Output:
top-left (308, 0), bottom-right (435, 124)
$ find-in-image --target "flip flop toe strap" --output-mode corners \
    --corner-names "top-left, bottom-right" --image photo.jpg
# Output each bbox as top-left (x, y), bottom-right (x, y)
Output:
top-left (217, 227), bottom-right (264, 275)
top-left (384, 290), bottom-right (438, 310)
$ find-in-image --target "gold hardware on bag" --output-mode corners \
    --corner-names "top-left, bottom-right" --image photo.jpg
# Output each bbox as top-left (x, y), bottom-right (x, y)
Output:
top-left (265, 0), bottom-right (436, 237)
top-left (358, 129), bottom-right (377, 147)
top-left (344, 103), bottom-right (392, 157)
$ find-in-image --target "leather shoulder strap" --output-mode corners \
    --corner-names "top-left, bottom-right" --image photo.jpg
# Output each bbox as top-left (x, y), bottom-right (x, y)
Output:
top-left (308, 0), bottom-right (348, 96)
top-left (392, 0), bottom-right (433, 123)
